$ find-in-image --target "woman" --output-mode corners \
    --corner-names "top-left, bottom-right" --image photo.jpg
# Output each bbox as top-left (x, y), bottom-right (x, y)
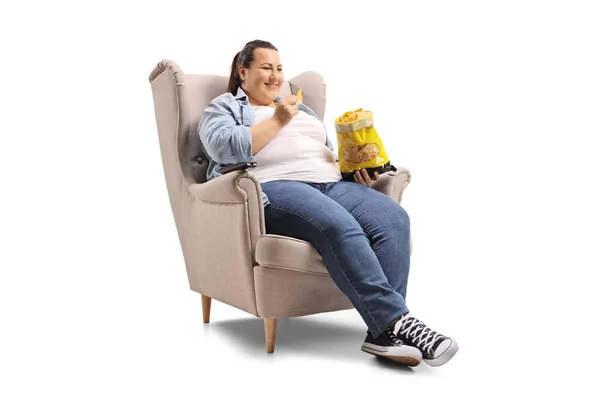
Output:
top-left (198, 39), bottom-right (459, 367)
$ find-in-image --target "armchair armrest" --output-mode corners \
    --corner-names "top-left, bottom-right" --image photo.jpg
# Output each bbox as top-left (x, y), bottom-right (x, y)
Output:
top-left (185, 171), bottom-right (265, 315)
top-left (189, 169), bottom-right (263, 208)
top-left (370, 167), bottom-right (412, 204)
top-left (188, 169), bottom-right (265, 256)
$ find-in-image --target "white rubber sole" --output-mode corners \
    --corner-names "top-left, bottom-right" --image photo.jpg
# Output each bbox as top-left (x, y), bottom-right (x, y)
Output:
top-left (424, 339), bottom-right (459, 367)
top-left (361, 342), bottom-right (422, 367)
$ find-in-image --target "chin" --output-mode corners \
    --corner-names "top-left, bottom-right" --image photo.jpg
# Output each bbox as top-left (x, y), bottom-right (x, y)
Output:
top-left (263, 92), bottom-right (277, 101)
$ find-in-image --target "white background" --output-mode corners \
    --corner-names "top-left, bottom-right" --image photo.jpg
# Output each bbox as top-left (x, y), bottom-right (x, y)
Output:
top-left (1, 0), bottom-right (599, 398)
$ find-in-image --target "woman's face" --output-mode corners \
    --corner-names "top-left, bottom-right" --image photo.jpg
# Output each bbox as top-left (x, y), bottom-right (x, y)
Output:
top-left (239, 48), bottom-right (283, 106)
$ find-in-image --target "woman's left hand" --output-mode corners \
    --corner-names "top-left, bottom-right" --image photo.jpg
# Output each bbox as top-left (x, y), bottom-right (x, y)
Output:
top-left (353, 169), bottom-right (379, 186)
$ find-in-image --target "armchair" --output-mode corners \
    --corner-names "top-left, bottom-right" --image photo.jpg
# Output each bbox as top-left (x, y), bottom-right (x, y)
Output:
top-left (148, 60), bottom-right (412, 353)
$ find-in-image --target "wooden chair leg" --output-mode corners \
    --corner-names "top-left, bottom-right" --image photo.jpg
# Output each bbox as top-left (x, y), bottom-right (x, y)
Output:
top-left (201, 295), bottom-right (211, 323)
top-left (264, 318), bottom-right (277, 353)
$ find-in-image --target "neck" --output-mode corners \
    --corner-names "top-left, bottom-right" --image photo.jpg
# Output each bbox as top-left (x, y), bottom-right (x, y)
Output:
top-left (242, 89), bottom-right (274, 107)
top-left (249, 97), bottom-right (275, 107)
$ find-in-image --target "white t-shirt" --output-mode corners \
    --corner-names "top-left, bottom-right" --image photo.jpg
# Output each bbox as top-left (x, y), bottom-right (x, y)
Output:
top-left (250, 106), bottom-right (342, 183)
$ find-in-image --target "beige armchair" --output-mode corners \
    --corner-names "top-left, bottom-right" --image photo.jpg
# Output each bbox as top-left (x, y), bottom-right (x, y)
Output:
top-left (148, 60), bottom-right (412, 353)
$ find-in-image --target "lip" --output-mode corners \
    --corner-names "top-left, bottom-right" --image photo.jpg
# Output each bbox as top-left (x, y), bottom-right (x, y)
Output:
top-left (265, 83), bottom-right (279, 90)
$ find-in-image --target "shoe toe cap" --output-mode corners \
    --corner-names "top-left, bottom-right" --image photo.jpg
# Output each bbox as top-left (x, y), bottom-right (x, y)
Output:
top-left (434, 338), bottom-right (459, 358)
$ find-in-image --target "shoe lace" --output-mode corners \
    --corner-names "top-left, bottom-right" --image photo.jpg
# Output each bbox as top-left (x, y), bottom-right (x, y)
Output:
top-left (397, 313), bottom-right (442, 354)
top-left (384, 327), bottom-right (404, 346)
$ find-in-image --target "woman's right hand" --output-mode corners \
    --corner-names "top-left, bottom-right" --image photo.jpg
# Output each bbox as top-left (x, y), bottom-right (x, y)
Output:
top-left (271, 95), bottom-right (299, 128)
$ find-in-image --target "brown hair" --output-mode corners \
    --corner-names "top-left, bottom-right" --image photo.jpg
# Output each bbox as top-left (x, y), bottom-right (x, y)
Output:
top-left (228, 40), bottom-right (278, 95)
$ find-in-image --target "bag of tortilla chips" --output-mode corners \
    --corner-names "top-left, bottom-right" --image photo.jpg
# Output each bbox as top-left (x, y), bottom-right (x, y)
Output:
top-left (334, 108), bottom-right (397, 181)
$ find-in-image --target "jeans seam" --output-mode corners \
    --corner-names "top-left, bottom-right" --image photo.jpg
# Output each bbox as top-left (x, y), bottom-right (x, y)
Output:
top-left (267, 203), bottom-right (383, 334)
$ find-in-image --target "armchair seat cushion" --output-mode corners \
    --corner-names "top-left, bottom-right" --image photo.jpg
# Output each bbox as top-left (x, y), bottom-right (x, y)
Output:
top-left (255, 235), bottom-right (328, 274)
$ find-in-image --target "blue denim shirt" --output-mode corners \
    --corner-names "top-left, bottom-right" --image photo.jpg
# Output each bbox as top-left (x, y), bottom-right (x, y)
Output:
top-left (198, 87), bottom-right (338, 207)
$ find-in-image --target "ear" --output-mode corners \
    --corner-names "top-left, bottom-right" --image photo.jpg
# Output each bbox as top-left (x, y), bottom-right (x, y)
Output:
top-left (238, 65), bottom-right (246, 82)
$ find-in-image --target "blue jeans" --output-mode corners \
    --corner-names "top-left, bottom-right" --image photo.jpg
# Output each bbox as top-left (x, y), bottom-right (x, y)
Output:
top-left (260, 180), bottom-right (411, 337)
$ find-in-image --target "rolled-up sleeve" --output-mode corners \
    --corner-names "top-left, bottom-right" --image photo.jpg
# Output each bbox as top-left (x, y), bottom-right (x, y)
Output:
top-left (198, 100), bottom-right (253, 165)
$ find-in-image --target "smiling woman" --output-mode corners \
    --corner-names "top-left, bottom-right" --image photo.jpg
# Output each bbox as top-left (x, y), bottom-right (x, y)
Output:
top-left (228, 41), bottom-right (283, 106)
top-left (197, 39), bottom-right (459, 368)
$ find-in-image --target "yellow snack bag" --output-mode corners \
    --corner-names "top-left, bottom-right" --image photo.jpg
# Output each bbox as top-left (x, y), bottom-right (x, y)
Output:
top-left (296, 89), bottom-right (303, 104)
top-left (334, 108), bottom-right (397, 181)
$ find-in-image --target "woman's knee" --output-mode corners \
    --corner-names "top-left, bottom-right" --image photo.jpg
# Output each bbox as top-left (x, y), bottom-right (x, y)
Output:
top-left (393, 204), bottom-right (410, 227)
top-left (379, 203), bottom-right (410, 234)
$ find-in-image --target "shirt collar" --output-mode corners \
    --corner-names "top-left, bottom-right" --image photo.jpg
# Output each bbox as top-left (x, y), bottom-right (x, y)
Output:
top-left (234, 86), bottom-right (248, 101)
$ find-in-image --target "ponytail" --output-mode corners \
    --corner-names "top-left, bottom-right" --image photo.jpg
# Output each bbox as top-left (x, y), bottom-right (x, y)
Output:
top-left (227, 52), bottom-right (242, 95)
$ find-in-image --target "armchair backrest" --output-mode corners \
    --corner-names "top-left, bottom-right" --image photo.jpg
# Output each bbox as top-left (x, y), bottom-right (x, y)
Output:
top-left (148, 59), bottom-right (327, 190)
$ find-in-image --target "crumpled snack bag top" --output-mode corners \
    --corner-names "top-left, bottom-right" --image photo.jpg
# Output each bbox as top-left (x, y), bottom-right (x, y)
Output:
top-left (334, 108), bottom-right (393, 179)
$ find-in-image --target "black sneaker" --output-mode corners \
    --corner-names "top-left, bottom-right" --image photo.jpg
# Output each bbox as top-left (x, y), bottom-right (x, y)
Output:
top-left (360, 327), bottom-right (422, 366)
top-left (392, 313), bottom-right (459, 367)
